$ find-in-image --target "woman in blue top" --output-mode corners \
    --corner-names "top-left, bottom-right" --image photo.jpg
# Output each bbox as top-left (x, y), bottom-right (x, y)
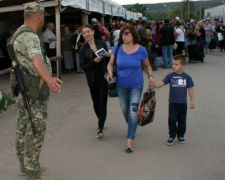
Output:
top-left (107, 25), bottom-right (155, 153)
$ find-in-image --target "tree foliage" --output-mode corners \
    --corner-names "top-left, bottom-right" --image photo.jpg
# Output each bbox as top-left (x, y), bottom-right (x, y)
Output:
top-left (127, 3), bottom-right (147, 16)
top-left (124, 0), bottom-right (223, 20)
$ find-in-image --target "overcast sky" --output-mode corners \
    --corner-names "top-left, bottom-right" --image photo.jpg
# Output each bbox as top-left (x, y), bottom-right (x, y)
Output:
top-left (112, 0), bottom-right (183, 5)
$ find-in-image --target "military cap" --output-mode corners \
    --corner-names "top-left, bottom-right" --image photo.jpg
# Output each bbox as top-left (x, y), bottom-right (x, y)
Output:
top-left (24, 2), bottom-right (49, 16)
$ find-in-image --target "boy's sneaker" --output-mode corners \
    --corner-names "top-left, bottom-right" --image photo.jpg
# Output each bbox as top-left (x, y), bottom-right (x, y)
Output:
top-left (178, 137), bottom-right (185, 144)
top-left (167, 137), bottom-right (175, 146)
top-left (97, 129), bottom-right (104, 139)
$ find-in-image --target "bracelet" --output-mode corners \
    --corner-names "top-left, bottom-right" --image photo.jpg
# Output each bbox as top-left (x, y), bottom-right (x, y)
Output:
top-left (148, 74), bottom-right (153, 78)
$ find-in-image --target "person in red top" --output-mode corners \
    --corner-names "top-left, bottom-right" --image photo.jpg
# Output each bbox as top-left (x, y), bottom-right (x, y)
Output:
top-left (156, 21), bottom-right (163, 45)
top-left (98, 23), bottom-right (109, 40)
top-left (98, 22), bottom-right (111, 50)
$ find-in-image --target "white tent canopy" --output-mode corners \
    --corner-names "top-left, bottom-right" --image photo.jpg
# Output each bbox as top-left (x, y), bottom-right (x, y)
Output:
top-left (61, 0), bottom-right (142, 20)
top-left (0, 0), bottom-right (142, 20)
top-left (60, 0), bottom-right (87, 10)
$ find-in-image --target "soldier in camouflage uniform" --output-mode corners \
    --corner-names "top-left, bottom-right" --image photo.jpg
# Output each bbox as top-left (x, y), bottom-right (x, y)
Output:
top-left (13, 2), bottom-right (63, 180)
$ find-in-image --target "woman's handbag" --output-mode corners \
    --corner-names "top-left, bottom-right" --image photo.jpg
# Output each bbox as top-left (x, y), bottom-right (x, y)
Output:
top-left (138, 87), bottom-right (156, 126)
top-left (104, 44), bottom-right (121, 98)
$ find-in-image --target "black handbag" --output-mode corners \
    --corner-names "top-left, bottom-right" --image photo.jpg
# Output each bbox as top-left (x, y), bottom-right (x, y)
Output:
top-left (104, 44), bottom-right (121, 97)
top-left (138, 87), bottom-right (156, 126)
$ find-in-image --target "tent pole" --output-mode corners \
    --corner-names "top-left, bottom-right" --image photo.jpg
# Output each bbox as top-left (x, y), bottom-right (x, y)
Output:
top-left (55, 0), bottom-right (61, 79)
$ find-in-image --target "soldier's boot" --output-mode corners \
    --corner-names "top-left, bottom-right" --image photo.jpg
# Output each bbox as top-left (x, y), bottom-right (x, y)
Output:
top-left (20, 166), bottom-right (45, 176)
top-left (35, 175), bottom-right (54, 180)
top-left (19, 158), bottom-right (26, 176)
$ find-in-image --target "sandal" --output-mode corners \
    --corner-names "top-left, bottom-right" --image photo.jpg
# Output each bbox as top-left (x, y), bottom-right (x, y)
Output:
top-left (125, 147), bottom-right (134, 153)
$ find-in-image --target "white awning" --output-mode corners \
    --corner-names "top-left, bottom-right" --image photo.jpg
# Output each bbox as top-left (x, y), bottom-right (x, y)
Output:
top-left (0, 0), bottom-right (142, 20)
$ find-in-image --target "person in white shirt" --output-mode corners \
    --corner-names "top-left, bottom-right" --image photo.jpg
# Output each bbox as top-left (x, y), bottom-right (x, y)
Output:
top-left (72, 25), bottom-right (84, 73)
top-left (111, 23), bottom-right (121, 46)
top-left (175, 21), bottom-right (186, 55)
top-left (43, 22), bottom-right (56, 57)
top-left (43, 22), bottom-right (56, 72)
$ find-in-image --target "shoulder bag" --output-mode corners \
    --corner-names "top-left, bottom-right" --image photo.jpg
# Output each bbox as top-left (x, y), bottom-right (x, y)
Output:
top-left (104, 44), bottom-right (121, 97)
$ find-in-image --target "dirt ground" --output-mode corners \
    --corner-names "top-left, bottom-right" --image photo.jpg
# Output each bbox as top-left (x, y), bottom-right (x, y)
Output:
top-left (0, 51), bottom-right (225, 180)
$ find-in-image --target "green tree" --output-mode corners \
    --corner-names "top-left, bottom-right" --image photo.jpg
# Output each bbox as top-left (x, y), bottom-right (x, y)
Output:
top-left (181, 0), bottom-right (195, 19)
top-left (169, 7), bottom-right (181, 19)
top-left (127, 3), bottom-right (147, 16)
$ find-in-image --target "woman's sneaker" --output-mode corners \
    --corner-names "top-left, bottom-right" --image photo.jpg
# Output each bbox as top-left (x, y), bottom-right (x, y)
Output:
top-left (167, 137), bottom-right (175, 146)
top-left (97, 129), bottom-right (104, 139)
top-left (178, 137), bottom-right (185, 144)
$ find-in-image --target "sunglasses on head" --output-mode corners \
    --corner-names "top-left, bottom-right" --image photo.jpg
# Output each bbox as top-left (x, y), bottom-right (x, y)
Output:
top-left (120, 31), bottom-right (131, 36)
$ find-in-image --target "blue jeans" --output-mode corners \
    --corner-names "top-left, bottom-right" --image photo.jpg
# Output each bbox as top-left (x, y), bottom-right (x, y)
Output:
top-left (168, 103), bottom-right (187, 138)
top-left (117, 86), bottom-right (143, 139)
top-left (213, 34), bottom-right (219, 47)
top-left (161, 45), bottom-right (173, 68)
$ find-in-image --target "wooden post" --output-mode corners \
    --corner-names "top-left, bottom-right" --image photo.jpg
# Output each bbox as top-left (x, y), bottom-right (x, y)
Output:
top-left (109, 17), bottom-right (112, 24)
top-left (100, 16), bottom-right (104, 26)
top-left (81, 11), bottom-right (89, 25)
top-left (55, 1), bottom-right (61, 79)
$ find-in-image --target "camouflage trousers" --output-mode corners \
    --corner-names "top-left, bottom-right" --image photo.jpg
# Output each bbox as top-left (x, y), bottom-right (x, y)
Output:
top-left (16, 94), bottom-right (47, 180)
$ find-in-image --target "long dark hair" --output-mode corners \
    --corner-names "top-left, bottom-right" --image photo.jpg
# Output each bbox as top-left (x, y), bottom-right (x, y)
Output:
top-left (118, 25), bottom-right (140, 44)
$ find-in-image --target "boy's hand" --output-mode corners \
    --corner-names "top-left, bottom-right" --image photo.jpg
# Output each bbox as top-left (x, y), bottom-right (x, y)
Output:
top-left (190, 101), bottom-right (195, 109)
top-left (150, 84), bottom-right (155, 89)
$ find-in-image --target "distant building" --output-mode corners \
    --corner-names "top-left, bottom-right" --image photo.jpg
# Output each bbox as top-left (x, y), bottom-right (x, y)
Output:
top-left (204, 5), bottom-right (225, 23)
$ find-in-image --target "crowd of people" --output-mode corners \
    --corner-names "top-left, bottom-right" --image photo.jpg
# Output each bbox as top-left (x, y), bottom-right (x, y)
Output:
top-left (1, 15), bottom-right (225, 73)
top-left (57, 16), bottom-right (225, 72)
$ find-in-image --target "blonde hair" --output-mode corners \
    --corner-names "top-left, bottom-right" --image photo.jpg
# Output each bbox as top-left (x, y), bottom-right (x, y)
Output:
top-left (198, 21), bottom-right (204, 28)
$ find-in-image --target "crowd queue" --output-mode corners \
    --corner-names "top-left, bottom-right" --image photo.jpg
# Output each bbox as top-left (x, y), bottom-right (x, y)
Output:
top-left (8, 2), bottom-right (225, 179)
top-left (38, 16), bottom-right (225, 74)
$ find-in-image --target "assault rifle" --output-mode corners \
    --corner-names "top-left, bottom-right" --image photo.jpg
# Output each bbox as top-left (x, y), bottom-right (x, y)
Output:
top-left (6, 44), bottom-right (36, 137)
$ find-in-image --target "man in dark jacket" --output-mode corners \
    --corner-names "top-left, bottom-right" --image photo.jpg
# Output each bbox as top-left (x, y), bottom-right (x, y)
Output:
top-left (159, 19), bottom-right (175, 68)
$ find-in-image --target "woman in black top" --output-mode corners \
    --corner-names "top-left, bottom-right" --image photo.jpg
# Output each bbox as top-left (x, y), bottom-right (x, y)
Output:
top-left (195, 22), bottom-right (206, 63)
top-left (79, 24), bottom-right (111, 138)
